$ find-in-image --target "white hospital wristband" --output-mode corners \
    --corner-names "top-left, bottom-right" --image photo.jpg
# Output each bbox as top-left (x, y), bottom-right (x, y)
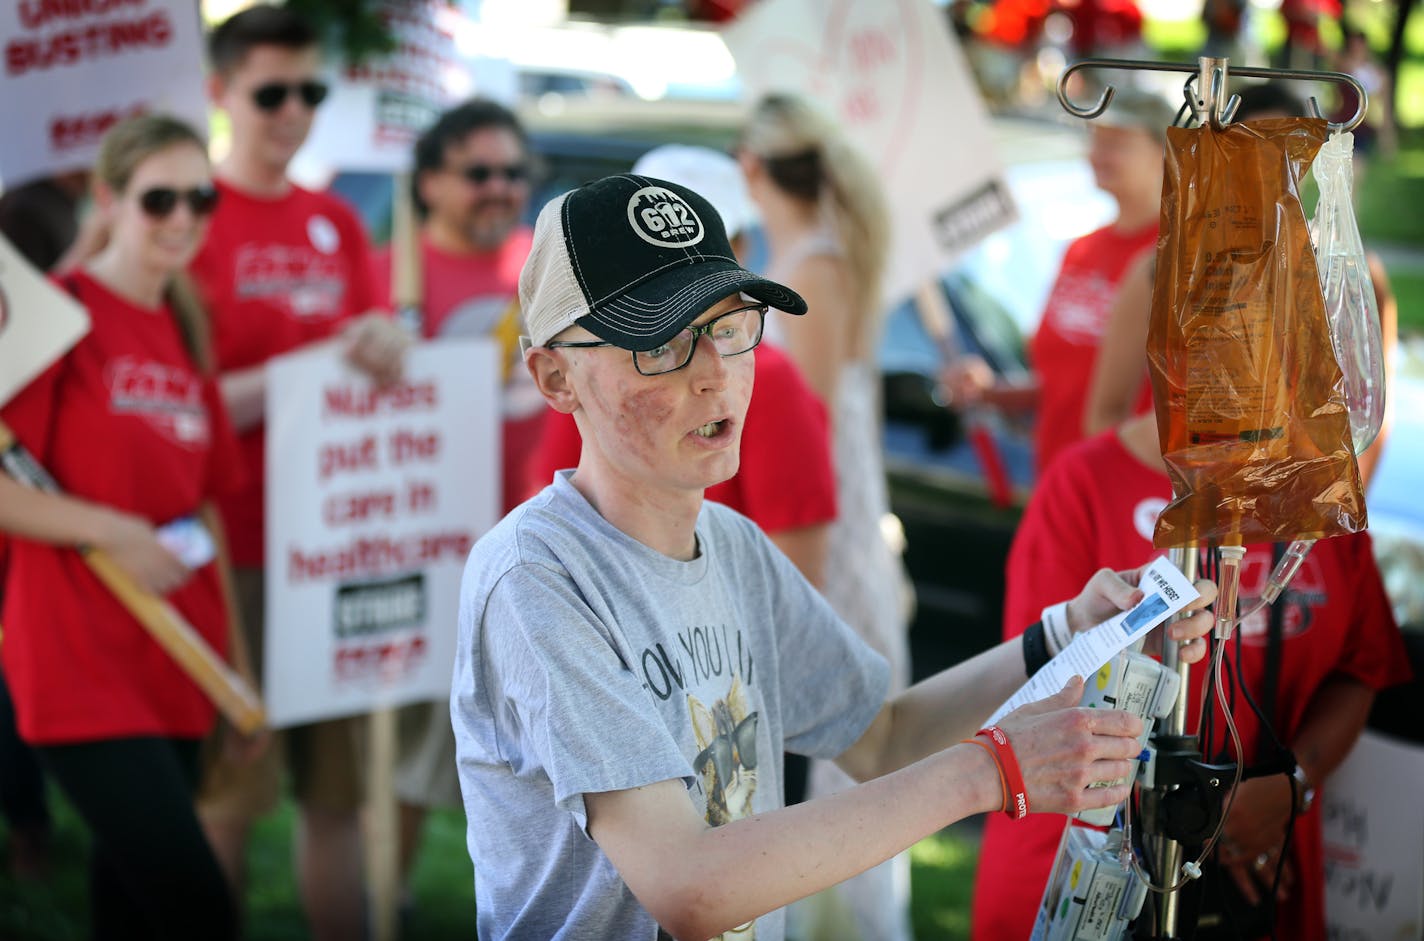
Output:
top-left (1041, 602), bottom-right (1072, 656)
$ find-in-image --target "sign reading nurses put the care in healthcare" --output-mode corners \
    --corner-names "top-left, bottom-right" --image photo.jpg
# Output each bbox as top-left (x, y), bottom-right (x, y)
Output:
top-left (723, 0), bottom-right (1016, 306)
top-left (0, 0), bottom-right (208, 188)
top-left (263, 340), bottom-right (500, 728)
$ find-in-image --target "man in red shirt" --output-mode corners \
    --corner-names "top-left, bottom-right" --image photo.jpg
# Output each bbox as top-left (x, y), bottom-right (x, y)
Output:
top-left (371, 98), bottom-right (544, 515)
top-left (189, 8), bottom-right (409, 939)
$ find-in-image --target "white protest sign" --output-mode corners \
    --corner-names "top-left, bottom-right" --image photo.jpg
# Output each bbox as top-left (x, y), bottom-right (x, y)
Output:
top-left (0, 0), bottom-right (207, 188)
top-left (723, 0), bottom-right (1016, 306)
top-left (297, 0), bottom-right (479, 175)
top-left (264, 340), bottom-right (500, 727)
top-left (1323, 729), bottom-right (1424, 941)
top-left (0, 234), bottom-right (89, 407)
top-left (988, 557), bottom-right (1199, 724)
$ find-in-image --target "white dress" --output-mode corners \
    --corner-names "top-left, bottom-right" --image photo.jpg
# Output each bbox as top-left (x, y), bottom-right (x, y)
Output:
top-left (769, 231), bottom-right (914, 941)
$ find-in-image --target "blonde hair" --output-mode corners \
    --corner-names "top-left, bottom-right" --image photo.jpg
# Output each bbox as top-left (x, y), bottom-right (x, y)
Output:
top-left (93, 114), bottom-right (214, 374)
top-left (741, 94), bottom-right (890, 345)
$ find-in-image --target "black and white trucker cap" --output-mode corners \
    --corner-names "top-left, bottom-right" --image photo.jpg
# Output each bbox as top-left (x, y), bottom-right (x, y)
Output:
top-left (520, 174), bottom-right (807, 352)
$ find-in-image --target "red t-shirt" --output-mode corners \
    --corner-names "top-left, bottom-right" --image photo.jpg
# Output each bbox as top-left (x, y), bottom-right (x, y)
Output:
top-left (371, 230), bottom-right (541, 513)
top-left (971, 430), bottom-right (1411, 941)
top-left (189, 179), bottom-right (379, 565)
top-left (0, 271), bottom-right (244, 744)
top-left (526, 342), bottom-right (838, 534)
top-left (1029, 223), bottom-right (1158, 476)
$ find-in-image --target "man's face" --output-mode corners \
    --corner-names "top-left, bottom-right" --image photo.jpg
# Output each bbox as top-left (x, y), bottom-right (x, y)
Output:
top-left (213, 45), bottom-right (324, 173)
top-left (563, 293), bottom-right (756, 496)
top-left (1088, 124), bottom-right (1164, 201)
top-left (420, 127), bottom-right (529, 250)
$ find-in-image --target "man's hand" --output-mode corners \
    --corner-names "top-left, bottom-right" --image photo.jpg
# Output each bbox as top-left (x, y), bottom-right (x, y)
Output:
top-left (218, 719), bottom-right (272, 768)
top-left (94, 508), bottom-right (191, 595)
top-left (341, 312), bottom-right (412, 385)
top-left (1066, 567), bottom-right (1218, 665)
top-left (995, 677), bottom-right (1145, 815)
top-left (938, 354), bottom-right (995, 408)
top-left (1217, 774), bottom-right (1297, 905)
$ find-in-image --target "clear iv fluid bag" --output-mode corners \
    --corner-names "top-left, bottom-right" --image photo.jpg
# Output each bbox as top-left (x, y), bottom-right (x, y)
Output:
top-left (1310, 132), bottom-right (1386, 455)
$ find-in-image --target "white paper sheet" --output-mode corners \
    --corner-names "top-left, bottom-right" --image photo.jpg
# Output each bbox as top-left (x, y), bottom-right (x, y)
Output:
top-left (988, 557), bottom-right (1200, 725)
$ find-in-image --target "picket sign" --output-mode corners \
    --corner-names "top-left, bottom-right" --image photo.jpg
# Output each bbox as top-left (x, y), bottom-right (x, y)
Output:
top-left (0, 0), bottom-right (207, 188)
top-left (723, 0), bottom-right (1016, 307)
top-left (1322, 729), bottom-right (1424, 940)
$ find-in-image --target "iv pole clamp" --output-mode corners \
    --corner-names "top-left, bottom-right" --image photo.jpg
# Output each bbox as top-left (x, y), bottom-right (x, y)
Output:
top-left (1056, 56), bottom-right (1370, 134)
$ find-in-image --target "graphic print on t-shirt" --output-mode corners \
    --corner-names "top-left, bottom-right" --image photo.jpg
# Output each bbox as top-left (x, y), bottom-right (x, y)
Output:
top-left (105, 355), bottom-right (209, 449)
top-left (689, 676), bottom-right (759, 827)
top-left (688, 676), bottom-right (758, 941)
top-left (636, 621), bottom-right (762, 822)
top-left (233, 238), bottom-right (348, 320)
top-left (1043, 268), bottom-right (1119, 344)
top-left (1236, 550), bottom-right (1324, 645)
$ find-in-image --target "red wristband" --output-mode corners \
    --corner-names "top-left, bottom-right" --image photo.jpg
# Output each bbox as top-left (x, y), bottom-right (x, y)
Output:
top-left (962, 737), bottom-right (1008, 813)
top-left (977, 726), bottom-right (1029, 819)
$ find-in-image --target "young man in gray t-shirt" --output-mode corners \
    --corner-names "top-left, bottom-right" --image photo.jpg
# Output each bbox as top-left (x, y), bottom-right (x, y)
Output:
top-left (451, 174), bottom-right (1217, 940)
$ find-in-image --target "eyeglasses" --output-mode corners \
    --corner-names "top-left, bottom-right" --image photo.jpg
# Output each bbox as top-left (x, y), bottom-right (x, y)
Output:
top-left (454, 163), bottom-right (528, 185)
top-left (546, 303), bottom-right (767, 376)
top-left (251, 80), bottom-right (329, 112)
top-left (137, 185), bottom-right (220, 219)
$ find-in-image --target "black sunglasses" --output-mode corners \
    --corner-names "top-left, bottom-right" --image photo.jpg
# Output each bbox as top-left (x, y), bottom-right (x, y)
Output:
top-left (138, 186), bottom-right (220, 219)
top-left (455, 163), bottom-right (527, 185)
top-left (251, 80), bottom-right (329, 112)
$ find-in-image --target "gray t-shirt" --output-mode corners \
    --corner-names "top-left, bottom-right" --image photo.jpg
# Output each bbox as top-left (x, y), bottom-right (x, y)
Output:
top-left (452, 471), bottom-right (890, 940)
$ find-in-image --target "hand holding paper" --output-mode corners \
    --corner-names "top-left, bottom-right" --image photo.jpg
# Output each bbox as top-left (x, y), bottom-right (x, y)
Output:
top-left (990, 557), bottom-right (1214, 725)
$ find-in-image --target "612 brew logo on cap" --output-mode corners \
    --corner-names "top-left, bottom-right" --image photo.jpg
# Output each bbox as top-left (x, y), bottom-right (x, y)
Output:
top-left (626, 185), bottom-right (705, 248)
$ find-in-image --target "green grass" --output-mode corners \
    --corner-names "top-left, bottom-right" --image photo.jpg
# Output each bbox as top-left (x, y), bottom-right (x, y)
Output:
top-left (1389, 270), bottom-right (1424, 335)
top-left (1355, 137), bottom-right (1424, 335)
top-left (1, 788), bottom-right (979, 940)
top-left (911, 824), bottom-right (980, 940)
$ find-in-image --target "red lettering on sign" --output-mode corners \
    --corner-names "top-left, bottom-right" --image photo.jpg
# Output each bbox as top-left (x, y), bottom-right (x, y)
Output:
top-left (49, 103), bottom-right (145, 150)
top-left (5, 10), bottom-right (172, 77)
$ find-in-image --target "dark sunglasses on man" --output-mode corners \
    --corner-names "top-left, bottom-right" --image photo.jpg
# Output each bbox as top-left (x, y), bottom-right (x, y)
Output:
top-left (138, 186), bottom-right (221, 219)
top-left (456, 163), bottom-right (528, 185)
top-left (251, 80), bottom-right (329, 112)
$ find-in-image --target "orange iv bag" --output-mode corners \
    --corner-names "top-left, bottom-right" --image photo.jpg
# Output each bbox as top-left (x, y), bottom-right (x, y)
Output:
top-left (1147, 117), bottom-right (1366, 548)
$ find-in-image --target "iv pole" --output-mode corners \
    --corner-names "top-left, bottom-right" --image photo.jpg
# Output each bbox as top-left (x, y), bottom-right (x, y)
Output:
top-left (1053, 55), bottom-right (1368, 941)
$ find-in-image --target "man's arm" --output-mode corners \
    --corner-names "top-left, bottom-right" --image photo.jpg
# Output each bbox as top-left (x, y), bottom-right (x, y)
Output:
top-left (587, 678), bottom-right (1136, 941)
top-left (586, 569), bottom-right (1217, 940)
top-left (218, 312), bottom-right (410, 433)
top-left (838, 568), bottom-right (1217, 783)
top-left (1217, 673), bottom-right (1376, 904)
top-left (220, 365), bottom-right (268, 432)
top-left (768, 524), bottom-right (829, 589)
top-left (1084, 251), bottom-right (1154, 437)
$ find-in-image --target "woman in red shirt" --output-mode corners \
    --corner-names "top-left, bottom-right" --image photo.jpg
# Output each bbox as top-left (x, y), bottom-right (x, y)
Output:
top-left (0, 115), bottom-right (247, 939)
